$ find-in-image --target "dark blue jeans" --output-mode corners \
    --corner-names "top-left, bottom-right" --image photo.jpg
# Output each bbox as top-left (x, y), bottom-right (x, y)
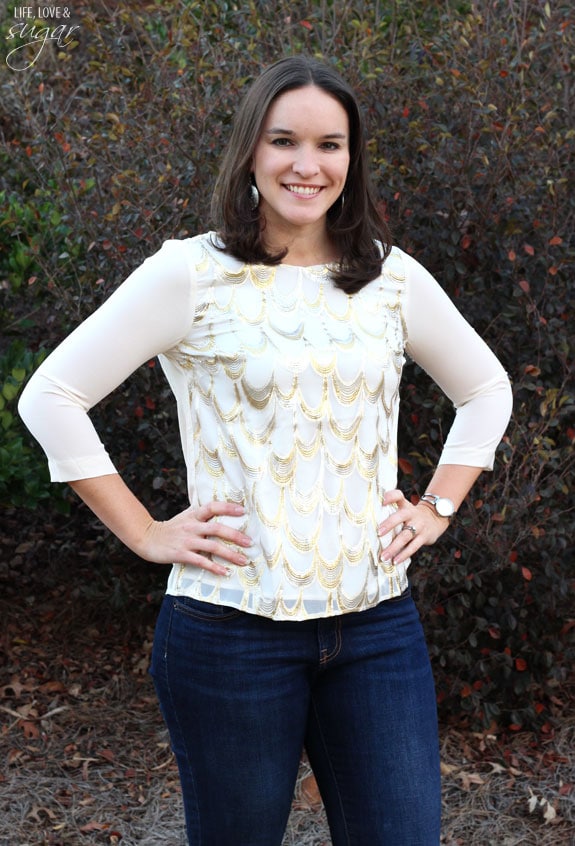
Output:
top-left (149, 588), bottom-right (440, 845)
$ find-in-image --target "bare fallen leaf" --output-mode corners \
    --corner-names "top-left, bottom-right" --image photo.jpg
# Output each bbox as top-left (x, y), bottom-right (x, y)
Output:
top-left (487, 762), bottom-right (507, 774)
top-left (79, 820), bottom-right (111, 833)
top-left (457, 770), bottom-right (485, 790)
top-left (440, 761), bottom-right (458, 776)
top-left (19, 719), bottom-right (40, 739)
top-left (542, 799), bottom-right (557, 823)
top-left (299, 773), bottom-right (323, 810)
top-left (6, 749), bottom-right (24, 766)
top-left (28, 805), bottom-right (56, 822)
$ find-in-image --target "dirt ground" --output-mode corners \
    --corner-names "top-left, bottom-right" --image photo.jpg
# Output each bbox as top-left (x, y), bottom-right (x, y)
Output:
top-left (1, 517), bottom-right (574, 846)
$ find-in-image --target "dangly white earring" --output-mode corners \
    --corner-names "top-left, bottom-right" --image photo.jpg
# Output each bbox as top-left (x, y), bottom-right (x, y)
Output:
top-left (250, 182), bottom-right (260, 209)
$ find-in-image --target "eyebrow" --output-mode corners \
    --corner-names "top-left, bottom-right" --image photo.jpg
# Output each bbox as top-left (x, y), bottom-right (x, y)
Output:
top-left (265, 128), bottom-right (347, 140)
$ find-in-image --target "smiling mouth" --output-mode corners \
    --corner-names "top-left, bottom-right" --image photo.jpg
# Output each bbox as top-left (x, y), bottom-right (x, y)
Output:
top-left (284, 185), bottom-right (323, 197)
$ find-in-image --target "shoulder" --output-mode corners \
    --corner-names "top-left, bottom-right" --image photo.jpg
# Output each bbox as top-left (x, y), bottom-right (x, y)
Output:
top-left (154, 232), bottom-right (212, 269)
top-left (367, 244), bottom-right (412, 295)
top-left (381, 245), bottom-right (435, 282)
top-left (363, 242), bottom-right (416, 288)
top-left (164, 232), bottom-right (247, 275)
top-left (380, 245), bottom-right (410, 283)
top-left (381, 247), bottom-right (449, 305)
top-left (140, 233), bottom-right (235, 300)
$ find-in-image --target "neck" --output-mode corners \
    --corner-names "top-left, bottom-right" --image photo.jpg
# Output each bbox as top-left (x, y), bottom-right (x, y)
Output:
top-left (263, 224), bottom-right (338, 267)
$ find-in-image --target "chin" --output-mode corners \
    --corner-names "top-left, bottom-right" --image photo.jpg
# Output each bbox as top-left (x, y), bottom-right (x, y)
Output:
top-left (284, 208), bottom-right (330, 226)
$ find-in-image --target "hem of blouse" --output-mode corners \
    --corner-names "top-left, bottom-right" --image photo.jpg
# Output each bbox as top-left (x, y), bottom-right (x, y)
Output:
top-left (164, 566), bottom-right (410, 622)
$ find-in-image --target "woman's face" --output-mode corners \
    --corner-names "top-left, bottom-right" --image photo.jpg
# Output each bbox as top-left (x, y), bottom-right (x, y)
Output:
top-left (252, 85), bottom-right (350, 245)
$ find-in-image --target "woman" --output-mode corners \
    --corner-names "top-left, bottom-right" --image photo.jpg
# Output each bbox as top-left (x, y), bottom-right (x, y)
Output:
top-left (19, 56), bottom-right (512, 845)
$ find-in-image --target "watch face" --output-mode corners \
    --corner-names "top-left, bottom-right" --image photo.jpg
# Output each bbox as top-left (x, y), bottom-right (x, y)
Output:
top-left (436, 497), bottom-right (455, 517)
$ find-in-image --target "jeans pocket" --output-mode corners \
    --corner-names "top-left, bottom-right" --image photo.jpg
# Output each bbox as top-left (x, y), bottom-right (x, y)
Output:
top-left (172, 595), bottom-right (243, 622)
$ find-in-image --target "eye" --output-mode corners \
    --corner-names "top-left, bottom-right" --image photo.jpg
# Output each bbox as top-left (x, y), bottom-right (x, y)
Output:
top-left (271, 137), bottom-right (293, 147)
top-left (321, 141), bottom-right (341, 151)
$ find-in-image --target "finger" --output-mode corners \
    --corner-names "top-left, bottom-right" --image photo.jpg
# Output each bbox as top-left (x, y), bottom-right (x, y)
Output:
top-left (192, 502), bottom-right (252, 547)
top-left (196, 501), bottom-right (245, 521)
top-left (378, 515), bottom-right (404, 537)
top-left (182, 549), bottom-right (235, 577)
top-left (382, 489), bottom-right (406, 506)
top-left (402, 522), bottom-right (418, 542)
top-left (378, 509), bottom-right (414, 538)
top-left (194, 535), bottom-right (250, 567)
top-left (194, 518), bottom-right (252, 549)
top-left (380, 535), bottom-right (421, 566)
top-left (380, 522), bottom-right (422, 561)
top-left (177, 537), bottom-right (249, 575)
top-left (378, 490), bottom-right (410, 536)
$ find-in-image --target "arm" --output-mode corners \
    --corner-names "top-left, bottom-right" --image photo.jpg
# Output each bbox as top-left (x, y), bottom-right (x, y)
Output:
top-left (18, 240), bottom-right (196, 480)
top-left (379, 464), bottom-right (481, 565)
top-left (18, 240), bottom-right (252, 573)
top-left (378, 251), bottom-right (512, 564)
top-left (70, 475), bottom-right (251, 576)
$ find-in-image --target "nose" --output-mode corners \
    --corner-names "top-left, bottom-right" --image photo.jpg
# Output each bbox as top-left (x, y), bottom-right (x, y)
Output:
top-left (292, 145), bottom-right (320, 177)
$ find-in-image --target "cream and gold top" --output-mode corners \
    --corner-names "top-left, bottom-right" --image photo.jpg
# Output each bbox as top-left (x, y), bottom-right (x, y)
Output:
top-left (19, 233), bottom-right (512, 620)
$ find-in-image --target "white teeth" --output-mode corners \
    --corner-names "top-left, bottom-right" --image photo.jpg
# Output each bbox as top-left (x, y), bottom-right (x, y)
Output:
top-left (286, 185), bottom-right (321, 196)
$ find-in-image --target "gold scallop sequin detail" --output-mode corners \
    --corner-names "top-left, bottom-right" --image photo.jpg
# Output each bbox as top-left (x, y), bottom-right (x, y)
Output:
top-left (163, 236), bottom-right (410, 620)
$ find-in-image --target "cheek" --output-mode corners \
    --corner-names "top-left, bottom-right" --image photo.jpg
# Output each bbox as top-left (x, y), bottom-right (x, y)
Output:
top-left (337, 157), bottom-right (350, 184)
top-left (253, 150), bottom-right (281, 181)
top-left (252, 144), bottom-right (268, 175)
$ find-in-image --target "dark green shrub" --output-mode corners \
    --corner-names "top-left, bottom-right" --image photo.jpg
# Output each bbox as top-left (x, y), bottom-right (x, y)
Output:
top-left (1, 0), bottom-right (573, 729)
top-left (0, 341), bottom-right (72, 510)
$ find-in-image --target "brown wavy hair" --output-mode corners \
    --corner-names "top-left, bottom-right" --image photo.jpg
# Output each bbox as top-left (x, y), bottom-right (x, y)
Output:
top-left (211, 56), bottom-right (392, 294)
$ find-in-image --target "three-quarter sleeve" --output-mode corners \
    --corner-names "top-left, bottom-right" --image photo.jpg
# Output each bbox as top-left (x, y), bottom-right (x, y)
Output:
top-left (402, 251), bottom-right (512, 469)
top-left (18, 240), bottom-right (197, 482)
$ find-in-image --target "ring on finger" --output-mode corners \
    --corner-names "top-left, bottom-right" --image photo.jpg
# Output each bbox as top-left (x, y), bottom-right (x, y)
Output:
top-left (404, 524), bottom-right (417, 538)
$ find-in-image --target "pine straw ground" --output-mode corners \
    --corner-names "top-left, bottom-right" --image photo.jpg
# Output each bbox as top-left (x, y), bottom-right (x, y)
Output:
top-left (1, 515), bottom-right (575, 846)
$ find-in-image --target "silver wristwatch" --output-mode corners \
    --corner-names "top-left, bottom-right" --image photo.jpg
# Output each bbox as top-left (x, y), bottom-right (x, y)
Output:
top-left (420, 493), bottom-right (456, 519)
